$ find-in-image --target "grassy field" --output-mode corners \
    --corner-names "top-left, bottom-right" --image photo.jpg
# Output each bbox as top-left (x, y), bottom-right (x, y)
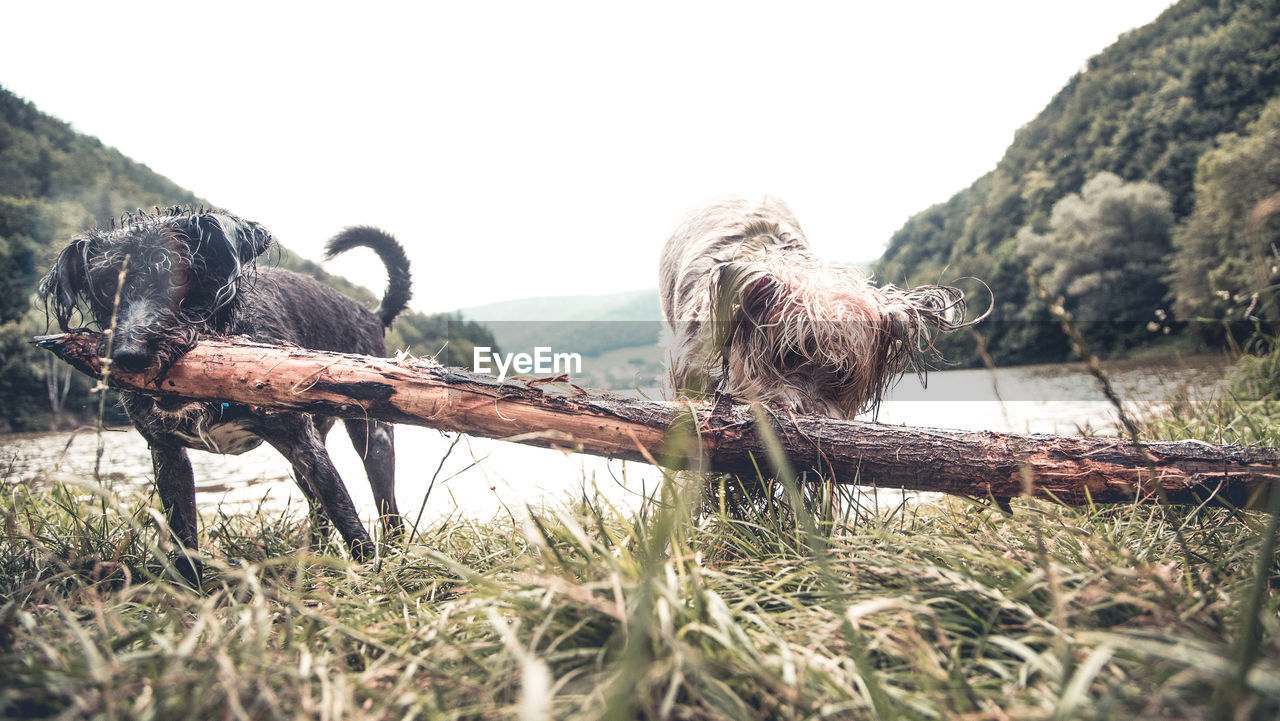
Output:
top-left (2, 356), bottom-right (1279, 719)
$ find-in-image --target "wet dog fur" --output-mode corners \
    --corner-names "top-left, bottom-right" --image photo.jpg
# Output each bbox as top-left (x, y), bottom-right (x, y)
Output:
top-left (39, 208), bottom-right (412, 580)
top-left (660, 196), bottom-right (973, 419)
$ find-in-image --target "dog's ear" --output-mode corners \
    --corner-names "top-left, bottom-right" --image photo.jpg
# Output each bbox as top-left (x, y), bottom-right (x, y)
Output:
top-left (38, 237), bottom-right (93, 332)
top-left (183, 213), bottom-right (274, 315)
top-left (196, 214), bottom-right (273, 264)
top-left (716, 261), bottom-right (776, 320)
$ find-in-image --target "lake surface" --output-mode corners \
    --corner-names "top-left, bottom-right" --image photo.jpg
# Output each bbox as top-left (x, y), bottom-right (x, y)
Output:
top-left (0, 354), bottom-right (1233, 523)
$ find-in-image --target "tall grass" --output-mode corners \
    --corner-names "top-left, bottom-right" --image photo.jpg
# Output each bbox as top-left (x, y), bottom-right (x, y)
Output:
top-left (1144, 334), bottom-right (1280, 447)
top-left (3, 444), bottom-right (1278, 719)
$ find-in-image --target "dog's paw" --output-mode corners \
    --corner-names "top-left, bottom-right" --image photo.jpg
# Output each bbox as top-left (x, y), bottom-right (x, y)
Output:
top-left (348, 537), bottom-right (376, 563)
top-left (171, 552), bottom-right (205, 587)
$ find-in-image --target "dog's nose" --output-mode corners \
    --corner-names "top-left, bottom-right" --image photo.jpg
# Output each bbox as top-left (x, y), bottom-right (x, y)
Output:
top-left (110, 345), bottom-right (152, 373)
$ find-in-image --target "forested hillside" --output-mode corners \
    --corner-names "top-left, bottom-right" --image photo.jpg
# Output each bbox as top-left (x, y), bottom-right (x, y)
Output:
top-left (875, 0), bottom-right (1280, 366)
top-left (0, 87), bottom-right (494, 431)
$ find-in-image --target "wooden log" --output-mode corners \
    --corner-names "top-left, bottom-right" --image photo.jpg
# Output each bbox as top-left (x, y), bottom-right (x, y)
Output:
top-left (35, 332), bottom-right (1280, 506)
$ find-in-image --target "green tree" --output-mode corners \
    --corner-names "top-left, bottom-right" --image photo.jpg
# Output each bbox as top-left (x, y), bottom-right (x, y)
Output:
top-left (1020, 172), bottom-right (1174, 352)
top-left (1169, 95), bottom-right (1280, 330)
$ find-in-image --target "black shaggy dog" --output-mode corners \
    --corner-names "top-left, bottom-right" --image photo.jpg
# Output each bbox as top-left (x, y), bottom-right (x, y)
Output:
top-left (39, 207), bottom-right (412, 580)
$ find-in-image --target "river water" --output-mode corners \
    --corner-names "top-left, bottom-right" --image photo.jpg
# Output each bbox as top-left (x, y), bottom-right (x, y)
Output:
top-left (0, 354), bottom-right (1233, 524)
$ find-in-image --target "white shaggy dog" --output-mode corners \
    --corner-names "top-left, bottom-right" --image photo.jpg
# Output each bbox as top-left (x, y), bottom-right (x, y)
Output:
top-left (660, 196), bottom-right (975, 419)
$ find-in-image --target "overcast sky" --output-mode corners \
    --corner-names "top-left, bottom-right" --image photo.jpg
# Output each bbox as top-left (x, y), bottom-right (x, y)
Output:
top-left (3, 1), bottom-right (1174, 313)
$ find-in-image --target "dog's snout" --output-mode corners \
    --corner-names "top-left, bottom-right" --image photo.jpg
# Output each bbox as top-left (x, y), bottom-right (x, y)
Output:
top-left (110, 342), bottom-right (152, 372)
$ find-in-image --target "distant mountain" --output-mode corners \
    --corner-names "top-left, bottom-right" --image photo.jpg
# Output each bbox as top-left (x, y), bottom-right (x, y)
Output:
top-left (456, 288), bottom-right (661, 358)
top-left (456, 290), bottom-right (664, 390)
top-left (875, 0), bottom-right (1280, 366)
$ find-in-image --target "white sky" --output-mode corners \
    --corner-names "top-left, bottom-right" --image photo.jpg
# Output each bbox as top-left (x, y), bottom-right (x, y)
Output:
top-left (2, 1), bottom-right (1174, 313)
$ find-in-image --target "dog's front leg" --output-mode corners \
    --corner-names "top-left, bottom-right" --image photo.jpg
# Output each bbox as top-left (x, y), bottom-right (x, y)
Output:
top-left (150, 443), bottom-right (203, 584)
top-left (255, 415), bottom-right (375, 562)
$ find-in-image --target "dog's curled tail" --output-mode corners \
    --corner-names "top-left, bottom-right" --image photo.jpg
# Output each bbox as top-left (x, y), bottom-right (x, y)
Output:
top-left (324, 226), bottom-right (413, 327)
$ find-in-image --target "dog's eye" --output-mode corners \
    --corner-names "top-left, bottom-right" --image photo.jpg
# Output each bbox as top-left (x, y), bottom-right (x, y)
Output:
top-left (89, 271), bottom-right (119, 300)
top-left (781, 348), bottom-right (805, 368)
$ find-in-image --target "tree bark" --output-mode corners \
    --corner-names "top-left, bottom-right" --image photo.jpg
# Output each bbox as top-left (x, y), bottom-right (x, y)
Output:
top-left (36, 332), bottom-right (1280, 506)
